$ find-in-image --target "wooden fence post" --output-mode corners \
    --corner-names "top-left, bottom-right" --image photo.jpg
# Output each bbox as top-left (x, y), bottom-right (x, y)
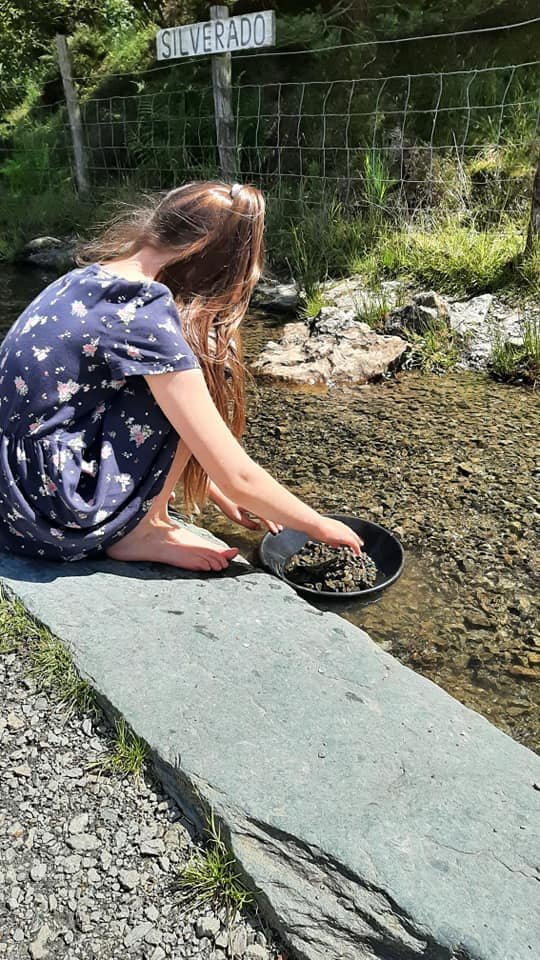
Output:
top-left (210, 6), bottom-right (237, 182)
top-left (526, 156), bottom-right (540, 250)
top-left (55, 34), bottom-right (89, 196)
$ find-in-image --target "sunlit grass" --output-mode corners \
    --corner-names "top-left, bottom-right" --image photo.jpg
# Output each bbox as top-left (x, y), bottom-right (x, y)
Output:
top-left (87, 717), bottom-right (147, 779)
top-left (0, 586), bottom-right (97, 713)
top-left (0, 587), bottom-right (31, 654)
top-left (177, 812), bottom-right (253, 911)
top-left (27, 629), bottom-right (97, 716)
top-left (374, 220), bottom-right (525, 294)
top-left (489, 316), bottom-right (540, 386)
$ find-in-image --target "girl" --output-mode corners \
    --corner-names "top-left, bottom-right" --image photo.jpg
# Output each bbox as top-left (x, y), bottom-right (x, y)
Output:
top-left (0, 181), bottom-right (362, 571)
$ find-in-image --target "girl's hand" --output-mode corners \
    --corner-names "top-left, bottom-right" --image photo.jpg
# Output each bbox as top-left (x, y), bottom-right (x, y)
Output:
top-left (210, 484), bottom-right (282, 535)
top-left (313, 517), bottom-right (364, 555)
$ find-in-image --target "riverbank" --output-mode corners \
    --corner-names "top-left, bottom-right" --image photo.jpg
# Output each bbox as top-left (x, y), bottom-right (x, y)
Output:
top-left (203, 310), bottom-right (540, 753)
top-left (1, 265), bottom-right (538, 749)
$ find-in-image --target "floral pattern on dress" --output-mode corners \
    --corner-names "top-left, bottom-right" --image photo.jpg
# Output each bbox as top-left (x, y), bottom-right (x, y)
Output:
top-left (0, 263), bottom-right (200, 561)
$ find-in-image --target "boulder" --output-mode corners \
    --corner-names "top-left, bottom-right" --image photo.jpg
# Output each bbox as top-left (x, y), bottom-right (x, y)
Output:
top-left (385, 290), bottom-right (450, 336)
top-left (19, 236), bottom-right (76, 271)
top-left (448, 295), bottom-right (524, 369)
top-left (321, 276), bottom-right (404, 316)
top-left (250, 279), bottom-right (299, 314)
top-left (252, 306), bottom-right (408, 385)
top-left (1, 535), bottom-right (539, 960)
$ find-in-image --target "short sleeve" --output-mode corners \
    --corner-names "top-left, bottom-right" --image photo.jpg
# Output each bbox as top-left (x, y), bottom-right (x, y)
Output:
top-left (101, 287), bottom-right (200, 379)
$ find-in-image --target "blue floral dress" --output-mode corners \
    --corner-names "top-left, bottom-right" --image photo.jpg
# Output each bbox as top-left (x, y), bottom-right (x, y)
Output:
top-left (0, 263), bottom-right (200, 561)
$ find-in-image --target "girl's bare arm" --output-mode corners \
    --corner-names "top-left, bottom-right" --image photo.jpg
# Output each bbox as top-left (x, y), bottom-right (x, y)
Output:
top-left (145, 369), bottom-right (363, 552)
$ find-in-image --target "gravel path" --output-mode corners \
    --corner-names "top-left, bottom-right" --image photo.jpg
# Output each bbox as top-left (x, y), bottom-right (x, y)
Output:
top-left (0, 637), bottom-right (282, 960)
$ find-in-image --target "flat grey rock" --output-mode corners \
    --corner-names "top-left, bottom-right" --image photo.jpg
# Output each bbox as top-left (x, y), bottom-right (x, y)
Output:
top-left (1, 542), bottom-right (539, 960)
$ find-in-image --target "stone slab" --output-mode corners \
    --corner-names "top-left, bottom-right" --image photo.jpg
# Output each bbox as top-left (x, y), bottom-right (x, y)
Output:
top-left (1, 543), bottom-right (539, 960)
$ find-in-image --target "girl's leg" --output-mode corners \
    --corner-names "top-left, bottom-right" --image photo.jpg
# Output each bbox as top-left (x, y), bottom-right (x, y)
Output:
top-left (105, 442), bottom-right (238, 571)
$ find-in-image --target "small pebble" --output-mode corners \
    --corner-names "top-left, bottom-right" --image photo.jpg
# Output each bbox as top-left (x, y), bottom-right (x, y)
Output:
top-left (124, 922), bottom-right (154, 947)
top-left (119, 868), bottom-right (140, 890)
top-left (13, 762), bottom-right (31, 778)
top-left (150, 949), bottom-right (166, 960)
top-left (7, 711), bottom-right (24, 730)
top-left (66, 833), bottom-right (100, 852)
top-left (68, 812), bottom-right (89, 835)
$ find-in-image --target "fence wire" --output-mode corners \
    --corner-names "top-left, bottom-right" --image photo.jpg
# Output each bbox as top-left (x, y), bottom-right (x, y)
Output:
top-left (61, 57), bottom-right (539, 219)
top-left (2, 41), bottom-right (538, 220)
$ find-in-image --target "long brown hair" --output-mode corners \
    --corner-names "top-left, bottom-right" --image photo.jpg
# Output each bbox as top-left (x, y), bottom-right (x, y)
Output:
top-left (78, 181), bottom-right (265, 511)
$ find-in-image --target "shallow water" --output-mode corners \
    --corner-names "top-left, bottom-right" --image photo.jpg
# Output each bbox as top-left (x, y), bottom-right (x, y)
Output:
top-left (1, 267), bottom-right (539, 751)
top-left (204, 311), bottom-right (540, 752)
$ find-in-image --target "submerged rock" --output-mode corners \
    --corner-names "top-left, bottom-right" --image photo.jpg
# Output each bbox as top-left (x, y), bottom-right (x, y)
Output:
top-left (252, 307), bottom-right (407, 385)
top-left (20, 236), bottom-right (76, 271)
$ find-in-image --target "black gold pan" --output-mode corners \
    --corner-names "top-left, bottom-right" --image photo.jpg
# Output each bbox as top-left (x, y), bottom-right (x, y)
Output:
top-left (259, 514), bottom-right (405, 601)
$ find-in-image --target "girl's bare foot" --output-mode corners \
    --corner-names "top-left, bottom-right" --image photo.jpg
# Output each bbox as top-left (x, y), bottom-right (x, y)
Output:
top-left (105, 515), bottom-right (238, 571)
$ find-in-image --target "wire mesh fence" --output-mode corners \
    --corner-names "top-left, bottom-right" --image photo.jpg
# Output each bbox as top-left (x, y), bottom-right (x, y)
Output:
top-left (2, 21), bottom-right (539, 223)
top-left (71, 57), bottom-right (539, 219)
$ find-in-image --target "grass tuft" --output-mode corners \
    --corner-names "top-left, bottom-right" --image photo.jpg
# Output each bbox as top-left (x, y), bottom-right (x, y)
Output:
top-left (404, 317), bottom-right (459, 374)
top-left (88, 718), bottom-right (147, 779)
top-left (177, 812), bottom-right (253, 911)
top-left (0, 587), bottom-right (97, 713)
top-left (354, 287), bottom-right (396, 329)
top-left (299, 285), bottom-right (329, 320)
top-left (27, 631), bottom-right (97, 716)
top-left (489, 316), bottom-right (540, 386)
top-left (0, 588), bottom-right (32, 654)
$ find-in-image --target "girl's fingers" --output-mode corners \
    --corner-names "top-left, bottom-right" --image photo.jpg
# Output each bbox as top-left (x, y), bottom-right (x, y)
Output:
top-left (240, 514), bottom-right (261, 530)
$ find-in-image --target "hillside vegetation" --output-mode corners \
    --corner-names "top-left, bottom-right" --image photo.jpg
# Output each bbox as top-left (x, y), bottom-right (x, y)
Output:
top-left (0, 1), bottom-right (538, 297)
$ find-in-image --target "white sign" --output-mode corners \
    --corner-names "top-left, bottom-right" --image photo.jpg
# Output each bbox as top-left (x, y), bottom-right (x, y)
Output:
top-left (156, 11), bottom-right (275, 61)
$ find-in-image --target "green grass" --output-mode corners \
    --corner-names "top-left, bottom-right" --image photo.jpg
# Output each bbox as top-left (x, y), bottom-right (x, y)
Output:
top-left (177, 812), bottom-right (253, 911)
top-left (87, 717), bottom-right (148, 779)
top-left (372, 219), bottom-right (526, 295)
top-left (354, 287), bottom-right (398, 329)
top-left (403, 317), bottom-right (459, 374)
top-left (27, 629), bottom-right (97, 715)
top-left (264, 194), bottom-right (533, 300)
top-left (361, 150), bottom-right (395, 208)
top-left (0, 588), bottom-right (32, 653)
top-left (0, 587), bottom-right (97, 713)
top-left (489, 316), bottom-right (540, 386)
top-left (518, 240), bottom-right (540, 298)
top-left (299, 285), bottom-right (329, 320)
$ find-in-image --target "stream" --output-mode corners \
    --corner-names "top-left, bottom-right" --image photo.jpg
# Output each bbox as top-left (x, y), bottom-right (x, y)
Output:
top-left (1, 265), bottom-right (539, 752)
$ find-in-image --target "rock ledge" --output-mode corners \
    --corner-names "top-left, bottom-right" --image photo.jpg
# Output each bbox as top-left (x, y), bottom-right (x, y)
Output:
top-left (0, 537), bottom-right (538, 960)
